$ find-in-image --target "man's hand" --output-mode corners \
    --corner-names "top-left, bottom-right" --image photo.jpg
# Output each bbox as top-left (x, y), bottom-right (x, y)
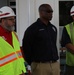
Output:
top-left (66, 43), bottom-right (74, 54)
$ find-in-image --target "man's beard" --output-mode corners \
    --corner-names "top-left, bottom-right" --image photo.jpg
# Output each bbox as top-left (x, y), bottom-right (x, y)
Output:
top-left (3, 25), bottom-right (15, 32)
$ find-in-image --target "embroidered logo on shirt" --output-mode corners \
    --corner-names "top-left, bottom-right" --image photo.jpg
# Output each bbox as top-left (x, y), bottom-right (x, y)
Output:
top-left (52, 27), bottom-right (56, 32)
top-left (39, 29), bottom-right (45, 31)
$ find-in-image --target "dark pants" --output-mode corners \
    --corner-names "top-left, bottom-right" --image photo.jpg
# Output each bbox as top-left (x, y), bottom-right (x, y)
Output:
top-left (65, 65), bottom-right (74, 75)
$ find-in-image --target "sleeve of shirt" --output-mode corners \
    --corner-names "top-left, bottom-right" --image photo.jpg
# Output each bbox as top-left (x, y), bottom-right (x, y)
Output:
top-left (22, 27), bottom-right (33, 65)
top-left (61, 27), bottom-right (71, 47)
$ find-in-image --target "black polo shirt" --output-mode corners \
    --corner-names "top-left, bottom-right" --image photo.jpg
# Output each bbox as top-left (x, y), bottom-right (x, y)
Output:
top-left (22, 18), bottom-right (59, 65)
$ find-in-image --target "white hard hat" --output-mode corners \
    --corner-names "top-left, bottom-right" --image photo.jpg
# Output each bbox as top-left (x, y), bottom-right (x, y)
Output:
top-left (0, 6), bottom-right (16, 18)
top-left (70, 6), bottom-right (74, 16)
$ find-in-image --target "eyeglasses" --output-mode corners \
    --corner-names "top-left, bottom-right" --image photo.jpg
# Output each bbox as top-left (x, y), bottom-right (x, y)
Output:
top-left (6, 18), bottom-right (16, 21)
top-left (3, 18), bottom-right (16, 21)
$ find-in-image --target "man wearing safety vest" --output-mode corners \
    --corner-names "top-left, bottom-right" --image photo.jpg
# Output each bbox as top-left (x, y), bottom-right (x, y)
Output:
top-left (61, 6), bottom-right (74, 75)
top-left (0, 6), bottom-right (26, 75)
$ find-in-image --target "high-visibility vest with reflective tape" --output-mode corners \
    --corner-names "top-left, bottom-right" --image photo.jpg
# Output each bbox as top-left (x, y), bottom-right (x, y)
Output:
top-left (65, 22), bottom-right (74, 66)
top-left (0, 32), bottom-right (26, 75)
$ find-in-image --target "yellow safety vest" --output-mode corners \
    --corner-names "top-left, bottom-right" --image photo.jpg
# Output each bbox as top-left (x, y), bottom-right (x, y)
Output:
top-left (65, 22), bottom-right (74, 66)
top-left (0, 32), bottom-right (26, 75)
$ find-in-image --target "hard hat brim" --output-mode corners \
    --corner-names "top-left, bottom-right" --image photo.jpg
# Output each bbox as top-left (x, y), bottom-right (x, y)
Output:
top-left (0, 15), bottom-right (16, 18)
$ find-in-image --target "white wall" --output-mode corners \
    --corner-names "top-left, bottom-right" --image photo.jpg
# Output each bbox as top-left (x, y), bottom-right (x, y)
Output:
top-left (16, 0), bottom-right (59, 51)
top-left (16, 0), bottom-right (30, 46)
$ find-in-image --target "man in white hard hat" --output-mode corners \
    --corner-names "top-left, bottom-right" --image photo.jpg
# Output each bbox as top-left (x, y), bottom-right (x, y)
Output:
top-left (61, 6), bottom-right (74, 75)
top-left (0, 6), bottom-right (26, 75)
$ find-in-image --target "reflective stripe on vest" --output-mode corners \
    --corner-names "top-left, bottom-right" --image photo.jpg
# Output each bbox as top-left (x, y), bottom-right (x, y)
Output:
top-left (0, 32), bottom-right (26, 75)
top-left (0, 50), bottom-right (23, 67)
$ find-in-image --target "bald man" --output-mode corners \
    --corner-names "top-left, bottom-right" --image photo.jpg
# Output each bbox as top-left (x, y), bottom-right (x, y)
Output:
top-left (22, 4), bottom-right (60, 75)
